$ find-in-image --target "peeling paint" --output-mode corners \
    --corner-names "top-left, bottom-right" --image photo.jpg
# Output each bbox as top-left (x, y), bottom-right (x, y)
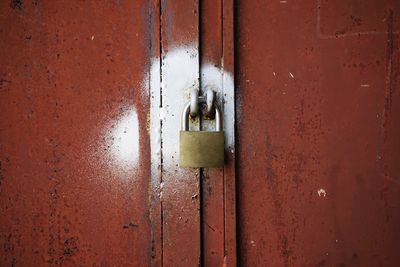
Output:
top-left (317, 188), bottom-right (327, 197)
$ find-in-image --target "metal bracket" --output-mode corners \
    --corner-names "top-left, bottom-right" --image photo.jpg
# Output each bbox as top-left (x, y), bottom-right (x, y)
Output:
top-left (189, 88), bottom-right (215, 117)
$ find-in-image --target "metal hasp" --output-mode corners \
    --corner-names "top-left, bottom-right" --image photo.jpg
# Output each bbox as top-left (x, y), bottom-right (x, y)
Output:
top-left (179, 101), bottom-right (224, 168)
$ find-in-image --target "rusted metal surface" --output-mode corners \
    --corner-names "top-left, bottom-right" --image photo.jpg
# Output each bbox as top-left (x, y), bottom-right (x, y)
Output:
top-left (0, 1), bottom-right (152, 266)
top-left (222, 2), bottom-right (236, 266)
top-left (160, 1), bottom-right (201, 266)
top-left (236, 0), bottom-right (400, 266)
top-left (200, 1), bottom-right (225, 265)
top-left (200, 0), bottom-right (236, 265)
top-left (1, 1), bottom-right (236, 266)
top-left (149, 1), bottom-right (162, 266)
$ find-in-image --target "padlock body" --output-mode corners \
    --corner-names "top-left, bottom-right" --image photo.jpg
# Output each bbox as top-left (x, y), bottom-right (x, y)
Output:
top-left (179, 131), bottom-right (224, 168)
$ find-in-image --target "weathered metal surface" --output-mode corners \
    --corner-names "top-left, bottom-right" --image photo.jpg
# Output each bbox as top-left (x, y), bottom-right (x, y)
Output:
top-left (149, 1), bottom-right (162, 266)
top-left (200, 1), bottom-right (225, 266)
top-left (0, 1), bottom-right (152, 266)
top-left (237, 0), bottom-right (400, 266)
top-left (221, 2), bottom-right (237, 266)
top-left (200, 0), bottom-right (236, 265)
top-left (159, 0), bottom-right (201, 266)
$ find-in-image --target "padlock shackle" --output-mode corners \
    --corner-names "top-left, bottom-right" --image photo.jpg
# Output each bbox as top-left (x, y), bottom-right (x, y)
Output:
top-left (181, 101), bottom-right (222, 131)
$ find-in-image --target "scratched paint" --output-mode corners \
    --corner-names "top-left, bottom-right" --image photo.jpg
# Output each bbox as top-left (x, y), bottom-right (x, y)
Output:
top-left (317, 0), bottom-right (400, 38)
top-left (317, 188), bottom-right (327, 197)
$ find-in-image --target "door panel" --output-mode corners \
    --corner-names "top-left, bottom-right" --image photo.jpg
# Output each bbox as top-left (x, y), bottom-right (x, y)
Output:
top-left (237, 0), bottom-right (400, 266)
top-left (200, 1), bottom-right (225, 265)
top-left (200, 0), bottom-right (236, 266)
top-left (150, 0), bottom-right (236, 266)
top-left (0, 1), bottom-right (236, 266)
top-left (159, 1), bottom-right (201, 265)
top-left (0, 1), bottom-right (152, 266)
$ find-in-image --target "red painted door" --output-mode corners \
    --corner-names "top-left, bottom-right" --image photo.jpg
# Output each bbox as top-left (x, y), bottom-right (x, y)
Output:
top-left (0, 1), bottom-right (153, 266)
top-left (236, 0), bottom-right (400, 266)
top-left (0, 1), bottom-right (235, 266)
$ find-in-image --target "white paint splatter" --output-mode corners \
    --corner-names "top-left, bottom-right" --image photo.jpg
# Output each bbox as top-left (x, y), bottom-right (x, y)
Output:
top-left (317, 188), bottom-right (327, 197)
top-left (360, 84), bottom-right (370, 87)
top-left (289, 72), bottom-right (294, 78)
top-left (149, 56), bottom-right (162, 189)
top-left (148, 45), bottom-right (235, 170)
top-left (91, 35), bottom-right (95, 40)
top-left (106, 107), bottom-right (139, 171)
top-left (201, 63), bottom-right (235, 152)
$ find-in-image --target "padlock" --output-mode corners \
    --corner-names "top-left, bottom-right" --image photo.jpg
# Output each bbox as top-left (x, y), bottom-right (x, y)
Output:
top-left (179, 102), bottom-right (224, 168)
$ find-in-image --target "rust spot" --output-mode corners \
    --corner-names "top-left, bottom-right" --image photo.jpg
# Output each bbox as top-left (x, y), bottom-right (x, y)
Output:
top-left (334, 29), bottom-right (347, 37)
top-left (280, 235), bottom-right (293, 267)
top-left (10, 0), bottom-right (23, 11)
top-left (200, 103), bottom-right (216, 119)
top-left (122, 223), bottom-right (139, 229)
top-left (0, 78), bottom-right (12, 89)
top-left (0, 161), bottom-right (3, 188)
top-left (62, 237), bottom-right (79, 259)
top-left (381, 8), bottom-right (397, 182)
top-left (384, 9), bottom-right (394, 115)
top-left (350, 15), bottom-right (362, 26)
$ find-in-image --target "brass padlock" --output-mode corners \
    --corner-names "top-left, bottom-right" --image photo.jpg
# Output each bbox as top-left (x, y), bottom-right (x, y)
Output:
top-left (179, 102), bottom-right (224, 168)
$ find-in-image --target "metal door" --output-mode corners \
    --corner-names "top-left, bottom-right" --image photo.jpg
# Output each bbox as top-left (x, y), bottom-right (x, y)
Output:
top-left (236, 0), bottom-right (400, 266)
top-left (0, 0), bottom-right (236, 266)
top-left (1, 0), bottom-right (400, 266)
top-left (0, 1), bottom-right (153, 266)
